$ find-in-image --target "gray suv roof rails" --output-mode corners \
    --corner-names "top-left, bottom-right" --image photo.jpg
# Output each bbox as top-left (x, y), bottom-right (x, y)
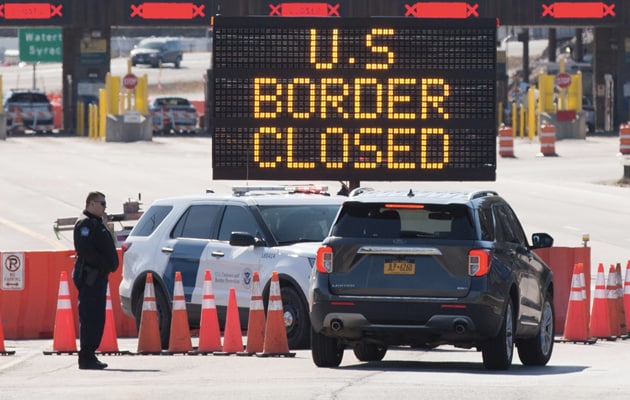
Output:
top-left (468, 190), bottom-right (499, 200)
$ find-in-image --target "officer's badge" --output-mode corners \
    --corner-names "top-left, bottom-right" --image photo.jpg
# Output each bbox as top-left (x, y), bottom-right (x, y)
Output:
top-left (80, 226), bottom-right (90, 237)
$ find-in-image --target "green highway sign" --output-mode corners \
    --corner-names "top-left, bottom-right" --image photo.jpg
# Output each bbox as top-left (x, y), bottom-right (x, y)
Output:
top-left (19, 28), bottom-right (63, 63)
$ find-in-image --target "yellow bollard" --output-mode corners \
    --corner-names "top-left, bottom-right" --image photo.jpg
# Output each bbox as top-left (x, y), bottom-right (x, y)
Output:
top-left (519, 104), bottom-right (525, 138)
top-left (76, 101), bottom-right (84, 136)
top-left (99, 88), bottom-right (107, 139)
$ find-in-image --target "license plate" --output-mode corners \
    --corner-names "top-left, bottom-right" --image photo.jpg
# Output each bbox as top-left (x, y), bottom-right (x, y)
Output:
top-left (384, 260), bottom-right (415, 275)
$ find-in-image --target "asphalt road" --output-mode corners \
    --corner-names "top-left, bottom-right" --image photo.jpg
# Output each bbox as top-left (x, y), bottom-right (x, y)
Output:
top-left (2, 337), bottom-right (630, 400)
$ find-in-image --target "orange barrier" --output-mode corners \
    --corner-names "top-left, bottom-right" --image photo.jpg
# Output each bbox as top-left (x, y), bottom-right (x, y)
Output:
top-left (49, 94), bottom-right (63, 130)
top-left (1, 309), bottom-right (15, 355)
top-left (197, 270), bottom-right (221, 354)
top-left (241, 272), bottom-right (265, 355)
top-left (534, 246), bottom-right (590, 335)
top-left (190, 100), bottom-right (205, 116)
top-left (259, 271), bottom-right (294, 357)
top-left (217, 288), bottom-right (244, 354)
top-left (0, 249), bottom-right (136, 340)
top-left (498, 125), bottom-right (515, 158)
top-left (590, 263), bottom-right (612, 339)
top-left (167, 271), bottom-right (193, 354)
top-left (562, 263), bottom-right (590, 341)
top-left (538, 122), bottom-right (557, 157)
top-left (619, 123), bottom-right (630, 155)
top-left (136, 273), bottom-right (163, 354)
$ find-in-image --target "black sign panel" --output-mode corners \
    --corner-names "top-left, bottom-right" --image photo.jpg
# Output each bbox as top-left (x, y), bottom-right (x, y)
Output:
top-left (211, 17), bottom-right (497, 181)
top-left (0, 0), bottom-right (72, 25)
top-left (123, 0), bottom-right (215, 25)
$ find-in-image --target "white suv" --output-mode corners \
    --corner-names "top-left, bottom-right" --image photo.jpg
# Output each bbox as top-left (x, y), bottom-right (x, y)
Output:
top-left (119, 186), bottom-right (344, 349)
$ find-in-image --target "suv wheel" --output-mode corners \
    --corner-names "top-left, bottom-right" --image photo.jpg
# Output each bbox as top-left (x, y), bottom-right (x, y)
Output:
top-left (481, 298), bottom-right (514, 370)
top-left (517, 293), bottom-right (554, 366)
top-left (174, 56), bottom-right (181, 69)
top-left (352, 342), bottom-right (387, 362)
top-left (280, 286), bottom-right (310, 349)
top-left (311, 328), bottom-right (344, 367)
top-left (133, 282), bottom-right (172, 350)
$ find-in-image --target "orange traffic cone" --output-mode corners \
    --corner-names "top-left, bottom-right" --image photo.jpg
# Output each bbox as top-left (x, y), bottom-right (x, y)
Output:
top-left (167, 271), bottom-right (193, 353)
top-left (196, 270), bottom-right (222, 354)
top-left (1, 310), bottom-right (15, 355)
top-left (624, 261), bottom-right (630, 335)
top-left (97, 283), bottom-right (122, 354)
top-left (590, 263), bottom-right (613, 339)
top-left (606, 264), bottom-right (621, 337)
top-left (578, 262), bottom-right (590, 328)
top-left (136, 273), bottom-right (163, 354)
top-left (562, 263), bottom-right (589, 341)
top-left (50, 271), bottom-right (77, 354)
top-left (258, 271), bottom-right (295, 357)
top-left (216, 288), bottom-right (244, 354)
top-left (614, 263), bottom-right (627, 336)
top-left (239, 272), bottom-right (266, 355)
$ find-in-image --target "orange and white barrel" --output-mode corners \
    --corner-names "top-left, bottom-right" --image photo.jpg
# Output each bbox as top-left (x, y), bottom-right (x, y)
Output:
top-left (619, 123), bottom-right (630, 155)
top-left (498, 125), bottom-right (515, 158)
top-left (539, 122), bottom-right (557, 157)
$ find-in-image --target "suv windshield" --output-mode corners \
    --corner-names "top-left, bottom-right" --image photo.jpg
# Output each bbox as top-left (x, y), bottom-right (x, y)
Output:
top-left (259, 204), bottom-right (340, 244)
top-left (6, 92), bottom-right (49, 103)
top-left (331, 202), bottom-right (475, 240)
top-left (139, 41), bottom-right (163, 50)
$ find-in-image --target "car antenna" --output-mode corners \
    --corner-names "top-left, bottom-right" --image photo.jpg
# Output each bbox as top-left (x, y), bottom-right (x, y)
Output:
top-left (407, 189), bottom-right (415, 197)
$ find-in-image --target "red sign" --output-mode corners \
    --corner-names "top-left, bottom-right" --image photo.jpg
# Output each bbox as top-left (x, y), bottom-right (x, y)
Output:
top-left (555, 72), bottom-right (572, 89)
top-left (122, 73), bottom-right (139, 90)
top-left (405, 2), bottom-right (479, 18)
top-left (0, 2), bottom-right (64, 20)
top-left (541, 2), bottom-right (615, 19)
top-left (129, 1), bottom-right (205, 19)
top-left (269, 2), bottom-right (340, 16)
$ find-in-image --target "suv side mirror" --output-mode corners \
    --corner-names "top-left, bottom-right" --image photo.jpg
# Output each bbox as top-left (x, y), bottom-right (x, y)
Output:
top-left (230, 231), bottom-right (264, 247)
top-left (531, 232), bottom-right (553, 249)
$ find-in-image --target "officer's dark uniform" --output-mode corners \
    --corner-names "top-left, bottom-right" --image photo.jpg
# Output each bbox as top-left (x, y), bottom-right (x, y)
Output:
top-left (72, 210), bottom-right (119, 369)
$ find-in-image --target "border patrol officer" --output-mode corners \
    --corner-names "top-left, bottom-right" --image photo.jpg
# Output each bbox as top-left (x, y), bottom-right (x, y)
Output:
top-left (72, 191), bottom-right (119, 370)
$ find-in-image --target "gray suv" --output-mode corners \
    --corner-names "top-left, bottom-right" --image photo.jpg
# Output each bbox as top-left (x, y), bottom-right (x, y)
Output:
top-left (309, 189), bottom-right (555, 370)
top-left (130, 37), bottom-right (183, 68)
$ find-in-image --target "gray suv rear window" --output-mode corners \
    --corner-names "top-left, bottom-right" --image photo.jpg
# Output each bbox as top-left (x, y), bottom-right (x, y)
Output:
top-left (332, 203), bottom-right (474, 240)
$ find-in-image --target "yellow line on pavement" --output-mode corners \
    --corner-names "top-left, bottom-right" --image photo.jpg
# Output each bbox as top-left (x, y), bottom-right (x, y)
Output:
top-left (0, 217), bottom-right (67, 250)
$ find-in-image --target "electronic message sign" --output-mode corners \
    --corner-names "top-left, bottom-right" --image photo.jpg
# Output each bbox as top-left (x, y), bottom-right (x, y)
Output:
top-left (211, 17), bottom-right (497, 181)
top-left (536, 0), bottom-right (619, 24)
top-left (123, 0), bottom-right (214, 25)
top-left (0, 0), bottom-right (71, 25)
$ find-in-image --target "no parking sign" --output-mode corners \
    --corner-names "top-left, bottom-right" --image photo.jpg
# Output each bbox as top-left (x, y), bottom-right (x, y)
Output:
top-left (2, 252), bottom-right (24, 290)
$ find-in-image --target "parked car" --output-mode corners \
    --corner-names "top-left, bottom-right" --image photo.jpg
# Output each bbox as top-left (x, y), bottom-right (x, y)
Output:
top-left (309, 189), bottom-right (555, 370)
top-left (148, 96), bottom-right (198, 134)
top-left (119, 185), bottom-right (345, 349)
top-left (130, 37), bottom-right (183, 68)
top-left (2, 89), bottom-right (54, 134)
